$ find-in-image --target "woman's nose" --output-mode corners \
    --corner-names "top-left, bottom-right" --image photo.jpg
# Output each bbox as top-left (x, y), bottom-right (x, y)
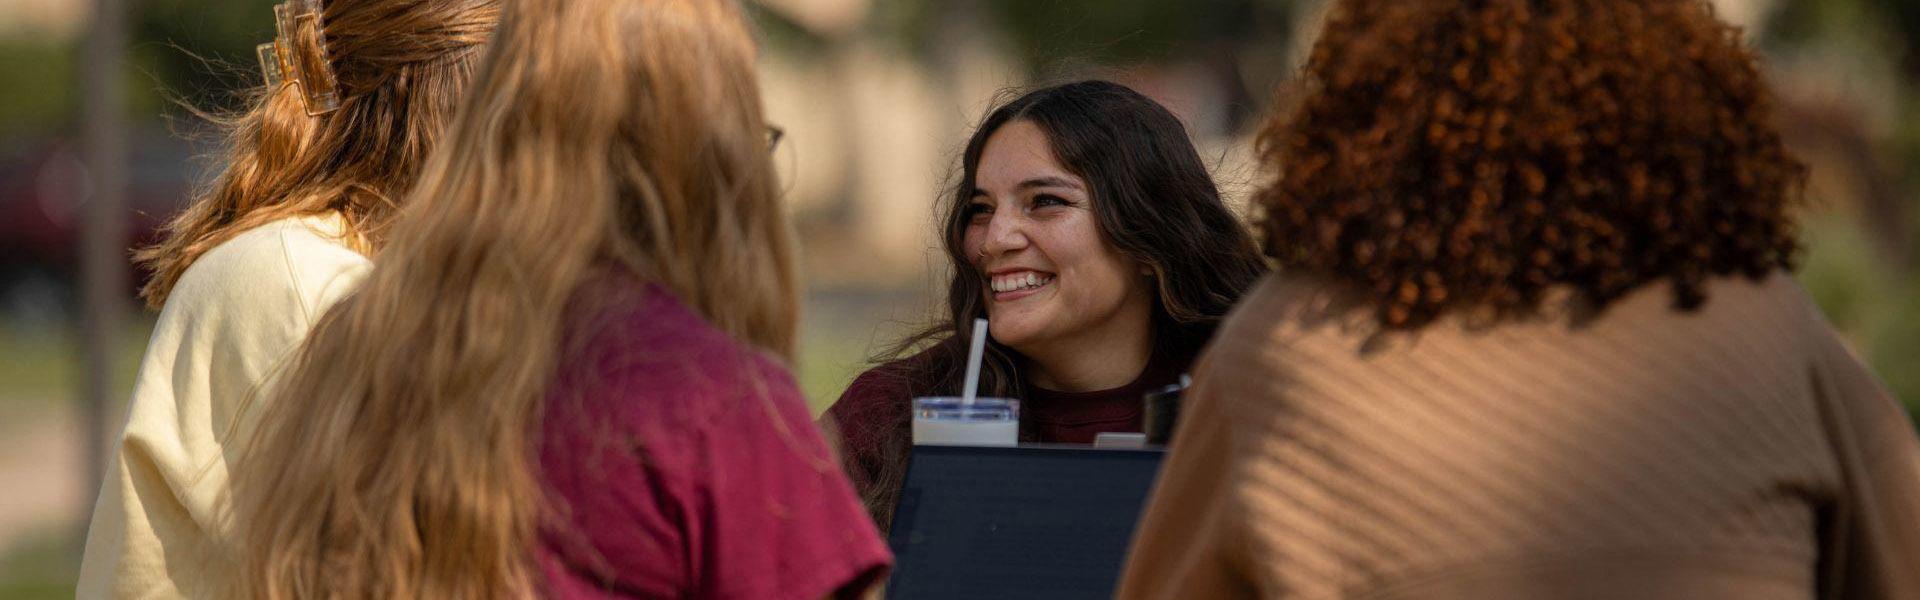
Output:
top-left (980, 211), bottom-right (1030, 259)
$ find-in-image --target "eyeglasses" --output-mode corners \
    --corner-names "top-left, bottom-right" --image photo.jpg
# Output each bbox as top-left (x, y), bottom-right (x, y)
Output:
top-left (766, 125), bottom-right (785, 154)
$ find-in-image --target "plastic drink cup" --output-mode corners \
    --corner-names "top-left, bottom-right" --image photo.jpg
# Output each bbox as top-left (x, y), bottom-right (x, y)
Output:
top-left (912, 397), bottom-right (1019, 446)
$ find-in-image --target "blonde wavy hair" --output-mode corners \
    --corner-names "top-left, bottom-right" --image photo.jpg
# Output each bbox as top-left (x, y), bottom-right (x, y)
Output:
top-left (135, 0), bottom-right (499, 308)
top-left (227, 0), bottom-right (794, 596)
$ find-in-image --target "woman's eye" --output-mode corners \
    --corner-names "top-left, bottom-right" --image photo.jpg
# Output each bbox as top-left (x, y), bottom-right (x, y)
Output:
top-left (964, 203), bottom-right (993, 221)
top-left (1033, 194), bottom-right (1070, 208)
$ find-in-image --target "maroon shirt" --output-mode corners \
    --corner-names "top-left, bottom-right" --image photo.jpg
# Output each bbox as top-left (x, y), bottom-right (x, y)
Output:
top-left (823, 346), bottom-right (1192, 526)
top-left (538, 279), bottom-right (891, 599)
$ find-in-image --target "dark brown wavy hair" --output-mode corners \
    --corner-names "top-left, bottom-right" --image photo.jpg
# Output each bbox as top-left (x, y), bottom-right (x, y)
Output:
top-left (840, 81), bottom-right (1267, 526)
top-left (888, 80), bottom-right (1266, 401)
top-left (1258, 0), bottom-right (1806, 328)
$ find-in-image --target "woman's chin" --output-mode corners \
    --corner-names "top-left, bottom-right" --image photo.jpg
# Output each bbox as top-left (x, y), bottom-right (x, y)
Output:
top-left (986, 315), bottom-right (1052, 350)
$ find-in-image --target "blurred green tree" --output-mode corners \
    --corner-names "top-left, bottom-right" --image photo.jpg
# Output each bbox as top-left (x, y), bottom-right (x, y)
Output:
top-left (1768, 0), bottom-right (1920, 420)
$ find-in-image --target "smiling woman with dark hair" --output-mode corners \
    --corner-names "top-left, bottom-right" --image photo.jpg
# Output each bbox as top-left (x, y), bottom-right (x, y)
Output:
top-left (824, 80), bottom-right (1268, 527)
top-left (1118, 0), bottom-right (1920, 598)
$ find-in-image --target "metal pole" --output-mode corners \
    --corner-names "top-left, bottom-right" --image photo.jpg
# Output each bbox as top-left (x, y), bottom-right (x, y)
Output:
top-left (79, 0), bottom-right (128, 534)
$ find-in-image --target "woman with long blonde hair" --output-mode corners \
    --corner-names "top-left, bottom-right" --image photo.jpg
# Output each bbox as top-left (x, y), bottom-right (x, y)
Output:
top-left (227, 0), bottom-right (891, 597)
top-left (79, 1), bottom-right (497, 596)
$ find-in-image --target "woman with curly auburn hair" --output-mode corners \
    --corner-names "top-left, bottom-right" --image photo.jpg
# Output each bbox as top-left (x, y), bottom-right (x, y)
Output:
top-left (1119, 0), bottom-right (1920, 598)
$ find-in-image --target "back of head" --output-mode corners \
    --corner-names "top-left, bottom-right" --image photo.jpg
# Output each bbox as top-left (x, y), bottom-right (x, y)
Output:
top-left (229, 0), bottom-right (788, 597)
top-left (1258, 0), bottom-right (1805, 328)
top-left (138, 0), bottom-right (500, 308)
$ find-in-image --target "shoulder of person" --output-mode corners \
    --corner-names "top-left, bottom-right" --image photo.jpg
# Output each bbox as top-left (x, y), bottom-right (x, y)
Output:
top-left (560, 281), bottom-right (805, 427)
top-left (830, 345), bottom-right (953, 419)
top-left (164, 213), bottom-right (371, 328)
top-left (1211, 275), bottom-right (1376, 354)
top-left (1189, 274), bottom-right (1409, 426)
top-left (1707, 270), bottom-right (1834, 340)
top-left (839, 362), bottom-right (912, 406)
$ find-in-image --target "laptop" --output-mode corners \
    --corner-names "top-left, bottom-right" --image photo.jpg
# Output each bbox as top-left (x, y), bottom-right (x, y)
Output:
top-left (884, 445), bottom-right (1167, 599)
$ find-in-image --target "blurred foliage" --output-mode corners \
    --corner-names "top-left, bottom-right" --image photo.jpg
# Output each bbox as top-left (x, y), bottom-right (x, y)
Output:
top-left (0, 0), bottom-right (262, 136)
top-left (0, 317), bottom-right (148, 412)
top-left (0, 40), bottom-right (75, 137)
top-left (1762, 0), bottom-right (1920, 421)
top-left (1875, 281), bottom-right (1920, 410)
top-left (1799, 217), bottom-right (1885, 334)
top-left (701, 0), bottom-right (1298, 70)
top-left (0, 529), bottom-right (77, 600)
top-left (745, 3), bottom-right (831, 57)
top-left (1768, 0), bottom-right (1883, 48)
top-left (981, 0), bottom-right (1283, 70)
top-left (133, 0), bottom-right (276, 114)
top-left (1800, 215), bottom-right (1920, 418)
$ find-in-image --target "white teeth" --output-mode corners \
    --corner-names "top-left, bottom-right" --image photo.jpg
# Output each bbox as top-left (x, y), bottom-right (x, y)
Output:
top-left (990, 272), bottom-right (1053, 294)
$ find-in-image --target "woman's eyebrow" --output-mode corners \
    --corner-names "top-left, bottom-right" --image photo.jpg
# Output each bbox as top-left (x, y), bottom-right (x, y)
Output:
top-left (1015, 176), bottom-right (1081, 191)
top-left (972, 175), bottom-right (1082, 198)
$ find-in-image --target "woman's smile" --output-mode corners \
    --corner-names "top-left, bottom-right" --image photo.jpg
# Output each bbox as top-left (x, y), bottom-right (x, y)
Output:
top-left (989, 269), bottom-right (1056, 301)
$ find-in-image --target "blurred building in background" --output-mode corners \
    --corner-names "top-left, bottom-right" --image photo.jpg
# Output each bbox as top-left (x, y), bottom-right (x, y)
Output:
top-left (751, 0), bottom-right (1301, 287)
top-left (0, 0), bottom-right (85, 38)
top-left (1, 0), bottom-right (1917, 596)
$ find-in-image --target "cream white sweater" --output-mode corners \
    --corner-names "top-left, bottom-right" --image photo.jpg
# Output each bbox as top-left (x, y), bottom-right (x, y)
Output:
top-left (77, 214), bottom-right (369, 599)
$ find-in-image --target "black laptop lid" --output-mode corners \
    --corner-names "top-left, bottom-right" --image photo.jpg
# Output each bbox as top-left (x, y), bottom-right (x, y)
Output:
top-left (884, 445), bottom-right (1166, 600)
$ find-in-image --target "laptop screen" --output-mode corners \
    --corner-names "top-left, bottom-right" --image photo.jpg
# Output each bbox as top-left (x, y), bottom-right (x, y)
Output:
top-left (884, 445), bottom-right (1167, 599)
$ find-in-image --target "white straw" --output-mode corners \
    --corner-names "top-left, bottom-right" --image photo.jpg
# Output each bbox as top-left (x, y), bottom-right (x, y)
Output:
top-left (961, 318), bottom-right (989, 406)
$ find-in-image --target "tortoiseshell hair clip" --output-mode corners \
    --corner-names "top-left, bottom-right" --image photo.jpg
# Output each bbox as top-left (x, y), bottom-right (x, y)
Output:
top-left (256, 0), bottom-right (342, 116)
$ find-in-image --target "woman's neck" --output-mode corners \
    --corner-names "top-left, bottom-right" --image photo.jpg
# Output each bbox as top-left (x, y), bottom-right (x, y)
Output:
top-left (1018, 312), bottom-right (1155, 394)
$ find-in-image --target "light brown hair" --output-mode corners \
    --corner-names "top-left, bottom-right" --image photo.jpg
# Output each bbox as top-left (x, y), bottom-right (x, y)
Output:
top-left (136, 0), bottom-right (500, 308)
top-left (1258, 0), bottom-right (1804, 328)
top-left (227, 0), bottom-right (791, 597)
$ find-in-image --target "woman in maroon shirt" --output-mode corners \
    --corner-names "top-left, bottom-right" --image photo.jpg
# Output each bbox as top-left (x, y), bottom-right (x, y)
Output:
top-left (824, 81), bottom-right (1268, 527)
top-left (225, 0), bottom-right (889, 598)
top-left (541, 276), bottom-right (891, 598)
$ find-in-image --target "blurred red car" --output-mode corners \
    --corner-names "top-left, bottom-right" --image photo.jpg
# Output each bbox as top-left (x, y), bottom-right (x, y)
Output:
top-left (0, 130), bottom-right (198, 313)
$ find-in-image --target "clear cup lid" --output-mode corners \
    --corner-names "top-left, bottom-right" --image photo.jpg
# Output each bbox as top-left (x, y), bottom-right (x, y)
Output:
top-left (913, 396), bottom-right (1019, 421)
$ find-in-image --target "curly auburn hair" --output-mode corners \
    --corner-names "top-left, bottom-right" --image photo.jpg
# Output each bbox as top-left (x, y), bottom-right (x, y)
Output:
top-left (1257, 0), bottom-right (1807, 328)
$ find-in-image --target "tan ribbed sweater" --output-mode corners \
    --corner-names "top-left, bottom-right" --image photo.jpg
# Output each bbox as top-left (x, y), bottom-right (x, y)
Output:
top-left (1118, 273), bottom-right (1920, 599)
